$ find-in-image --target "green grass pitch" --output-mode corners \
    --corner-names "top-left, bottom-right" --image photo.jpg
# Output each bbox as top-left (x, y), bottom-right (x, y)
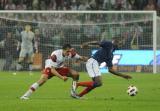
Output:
top-left (0, 71), bottom-right (160, 111)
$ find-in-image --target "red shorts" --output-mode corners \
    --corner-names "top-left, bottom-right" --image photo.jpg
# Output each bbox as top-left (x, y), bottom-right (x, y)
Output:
top-left (42, 67), bottom-right (70, 79)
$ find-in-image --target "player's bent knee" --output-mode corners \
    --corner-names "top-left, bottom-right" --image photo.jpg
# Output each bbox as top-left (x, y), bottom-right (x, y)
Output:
top-left (94, 82), bottom-right (102, 87)
top-left (75, 73), bottom-right (79, 78)
top-left (72, 71), bottom-right (79, 75)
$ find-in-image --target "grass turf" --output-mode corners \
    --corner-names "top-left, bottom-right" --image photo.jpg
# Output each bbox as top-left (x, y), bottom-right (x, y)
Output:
top-left (0, 71), bottom-right (160, 111)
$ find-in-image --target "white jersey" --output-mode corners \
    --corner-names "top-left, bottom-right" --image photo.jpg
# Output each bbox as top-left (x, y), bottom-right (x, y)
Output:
top-left (45, 49), bottom-right (81, 68)
top-left (21, 31), bottom-right (35, 49)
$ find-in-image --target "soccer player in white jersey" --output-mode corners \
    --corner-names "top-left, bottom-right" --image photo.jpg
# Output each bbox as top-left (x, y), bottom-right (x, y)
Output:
top-left (17, 25), bottom-right (35, 72)
top-left (20, 44), bottom-right (88, 100)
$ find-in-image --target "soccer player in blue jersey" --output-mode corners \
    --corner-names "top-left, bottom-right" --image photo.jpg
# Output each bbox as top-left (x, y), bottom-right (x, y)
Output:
top-left (72, 40), bottom-right (132, 98)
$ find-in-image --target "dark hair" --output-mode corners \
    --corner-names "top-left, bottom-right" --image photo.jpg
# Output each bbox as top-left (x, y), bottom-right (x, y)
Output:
top-left (62, 44), bottom-right (72, 50)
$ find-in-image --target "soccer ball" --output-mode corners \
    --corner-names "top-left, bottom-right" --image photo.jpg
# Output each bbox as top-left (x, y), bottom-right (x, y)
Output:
top-left (127, 85), bottom-right (138, 96)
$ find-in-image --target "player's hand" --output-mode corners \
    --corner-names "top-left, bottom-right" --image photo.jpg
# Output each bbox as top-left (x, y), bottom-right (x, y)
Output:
top-left (123, 75), bottom-right (132, 79)
top-left (63, 76), bottom-right (68, 82)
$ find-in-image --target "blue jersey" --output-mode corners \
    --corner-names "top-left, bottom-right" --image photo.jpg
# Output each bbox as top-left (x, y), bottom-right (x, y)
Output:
top-left (92, 41), bottom-right (115, 67)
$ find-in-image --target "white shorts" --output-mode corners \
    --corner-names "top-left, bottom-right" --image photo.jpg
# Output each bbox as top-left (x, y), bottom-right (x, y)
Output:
top-left (86, 58), bottom-right (101, 78)
top-left (19, 47), bottom-right (33, 58)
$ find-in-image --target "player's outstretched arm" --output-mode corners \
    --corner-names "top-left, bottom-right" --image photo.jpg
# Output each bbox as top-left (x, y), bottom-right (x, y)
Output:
top-left (79, 56), bottom-right (88, 62)
top-left (51, 67), bottom-right (68, 81)
top-left (108, 67), bottom-right (132, 80)
top-left (81, 41), bottom-right (100, 48)
top-left (69, 48), bottom-right (88, 62)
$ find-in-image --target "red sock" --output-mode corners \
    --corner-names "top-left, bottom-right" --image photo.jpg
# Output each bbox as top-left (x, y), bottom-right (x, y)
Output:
top-left (78, 86), bottom-right (95, 97)
top-left (77, 81), bottom-right (94, 87)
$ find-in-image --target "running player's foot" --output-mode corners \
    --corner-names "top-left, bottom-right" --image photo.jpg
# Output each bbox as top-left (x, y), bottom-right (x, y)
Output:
top-left (71, 93), bottom-right (80, 99)
top-left (20, 96), bottom-right (29, 100)
top-left (71, 81), bottom-right (77, 95)
top-left (71, 87), bottom-right (78, 99)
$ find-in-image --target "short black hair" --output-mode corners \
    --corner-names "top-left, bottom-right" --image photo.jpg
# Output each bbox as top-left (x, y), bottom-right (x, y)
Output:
top-left (62, 44), bottom-right (72, 50)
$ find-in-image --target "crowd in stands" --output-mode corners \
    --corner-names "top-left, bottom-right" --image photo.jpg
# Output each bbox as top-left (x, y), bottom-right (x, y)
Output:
top-left (0, 0), bottom-right (156, 51)
top-left (0, 0), bottom-right (158, 71)
top-left (0, 0), bottom-right (157, 50)
top-left (0, 0), bottom-right (159, 13)
top-left (0, 12), bottom-right (153, 50)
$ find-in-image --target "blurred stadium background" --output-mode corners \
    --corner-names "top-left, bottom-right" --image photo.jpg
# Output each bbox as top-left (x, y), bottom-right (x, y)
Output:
top-left (0, 0), bottom-right (160, 73)
top-left (0, 10), bottom-right (160, 73)
top-left (0, 0), bottom-right (159, 12)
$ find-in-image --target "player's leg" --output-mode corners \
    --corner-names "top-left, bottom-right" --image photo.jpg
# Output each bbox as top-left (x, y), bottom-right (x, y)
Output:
top-left (76, 76), bottom-right (102, 87)
top-left (77, 58), bottom-right (101, 88)
top-left (55, 67), bottom-right (79, 97)
top-left (68, 68), bottom-right (79, 81)
top-left (25, 48), bottom-right (34, 74)
top-left (17, 49), bottom-right (26, 70)
top-left (21, 74), bottom-right (49, 100)
top-left (56, 67), bottom-right (79, 85)
top-left (78, 76), bottom-right (102, 97)
top-left (67, 68), bottom-right (79, 93)
top-left (76, 58), bottom-right (102, 97)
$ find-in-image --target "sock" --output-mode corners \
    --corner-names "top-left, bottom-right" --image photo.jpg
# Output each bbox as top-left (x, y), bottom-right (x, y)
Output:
top-left (23, 83), bottom-right (39, 97)
top-left (72, 81), bottom-right (77, 91)
top-left (30, 82), bottom-right (39, 91)
top-left (77, 81), bottom-right (94, 87)
top-left (78, 86), bottom-right (95, 97)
